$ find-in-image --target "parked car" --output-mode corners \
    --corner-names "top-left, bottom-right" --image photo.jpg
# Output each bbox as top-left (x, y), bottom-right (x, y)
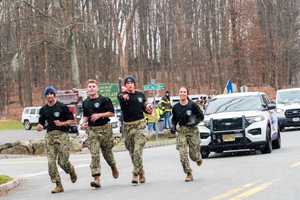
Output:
top-left (21, 106), bottom-right (41, 130)
top-left (199, 92), bottom-right (281, 158)
top-left (110, 114), bottom-right (121, 136)
top-left (276, 88), bottom-right (300, 131)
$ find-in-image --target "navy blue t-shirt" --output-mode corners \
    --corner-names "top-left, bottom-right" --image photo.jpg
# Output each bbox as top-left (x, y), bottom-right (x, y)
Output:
top-left (82, 96), bottom-right (115, 126)
top-left (39, 101), bottom-right (74, 133)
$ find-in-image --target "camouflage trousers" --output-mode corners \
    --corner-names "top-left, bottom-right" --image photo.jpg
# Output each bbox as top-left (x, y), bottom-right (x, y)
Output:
top-left (123, 119), bottom-right (147, 175)
top-left (87, 124), bottom-right (116, 177)
top-left (176, 126), bottom-right (202, 174)
top-left (45, 130), bottom-right (75, 184)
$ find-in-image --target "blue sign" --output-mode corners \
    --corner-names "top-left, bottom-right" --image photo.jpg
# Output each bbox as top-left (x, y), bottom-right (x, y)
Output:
top-left (226, 80), bottom-right (233, 94)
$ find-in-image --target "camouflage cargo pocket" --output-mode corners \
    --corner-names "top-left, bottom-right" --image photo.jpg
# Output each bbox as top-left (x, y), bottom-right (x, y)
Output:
top-left (176, 134), bottom-right (186, 150)
top-left (47, 135), bottom-right (61, 145)
top-left (136, 131), bottom-right (147, 147)
top-left (104, 126), bottom-right (114, 148)
top-left (189, 128), bottom-right (201, 146)
top-left (61, 134), bottom-right (71, 149)
top-left (103, 136), bottom-right (114, 149)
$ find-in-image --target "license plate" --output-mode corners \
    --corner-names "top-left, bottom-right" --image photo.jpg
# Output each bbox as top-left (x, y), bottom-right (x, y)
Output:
top-left (292, 117), bottom-right (300, 122)
top-left (223, 134), bottom-right (235, 142)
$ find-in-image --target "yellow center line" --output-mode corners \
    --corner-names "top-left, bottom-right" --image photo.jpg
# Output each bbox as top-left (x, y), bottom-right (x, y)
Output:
top-left (290, 161), bottom-right (300, 168)
top-left (209, 182), bottom-right (256, 200)
top-left (229, 181), bottom-right (274, 200)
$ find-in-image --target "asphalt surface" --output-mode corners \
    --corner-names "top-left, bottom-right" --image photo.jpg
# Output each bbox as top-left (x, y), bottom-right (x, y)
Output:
top-left (1, 129), bottom-right (300, 200)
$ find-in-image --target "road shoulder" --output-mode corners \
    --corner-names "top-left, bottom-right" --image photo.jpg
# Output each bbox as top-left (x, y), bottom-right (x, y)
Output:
top-left (0, 178), bottom-right (22, 197)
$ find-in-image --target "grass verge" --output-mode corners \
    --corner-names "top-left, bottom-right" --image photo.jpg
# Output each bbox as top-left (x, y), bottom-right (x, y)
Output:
top-left (0, 120), bottom-right (23, 130)
top-left (0, 175), bottom-right (12, 185)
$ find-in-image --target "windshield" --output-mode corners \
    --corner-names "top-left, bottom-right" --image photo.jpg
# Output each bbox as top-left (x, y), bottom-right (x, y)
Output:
top-left (277, 90), bottom-right (300, 104)
top-left (205, 95), bottom-right (263, 114)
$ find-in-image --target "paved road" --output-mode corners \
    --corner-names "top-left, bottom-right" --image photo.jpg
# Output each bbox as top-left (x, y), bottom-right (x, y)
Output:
top-left (1, 130), bottom-right (300, 200)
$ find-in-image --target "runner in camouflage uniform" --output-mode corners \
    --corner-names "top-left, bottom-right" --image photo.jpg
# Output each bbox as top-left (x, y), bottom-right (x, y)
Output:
top-left (118, 76), bottom-right (152, 185)
top-left (81, 79), bottom-right (119, 188)
top-left (37, 86), bottom-right (77, 193)
top-left (171, 87), bottom-right (204, 182)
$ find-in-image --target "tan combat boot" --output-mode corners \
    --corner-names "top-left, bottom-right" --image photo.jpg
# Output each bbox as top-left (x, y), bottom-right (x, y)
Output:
top-left (196, 159), bottom-right (203, 167)
top-left (111, 165), bottom-right (119, 179)
top-left (90, 176), bottom-right (101, 188)
top-left (131, 173), bottom-right (139, 185)
top-left (70, 166), bottom-right (77, 183)
top-left (139, 170), bottom-right (146, 184)
top-left (185, 172), bottom-right (193, 182)
top-left (51, 182), bottom-right (64, 194)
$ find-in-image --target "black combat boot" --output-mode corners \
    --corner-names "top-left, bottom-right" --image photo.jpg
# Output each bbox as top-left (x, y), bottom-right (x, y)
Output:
top-left (90, 176), bottom-right (101, 188)
top-left (131, 173), bottom-right (139, 185)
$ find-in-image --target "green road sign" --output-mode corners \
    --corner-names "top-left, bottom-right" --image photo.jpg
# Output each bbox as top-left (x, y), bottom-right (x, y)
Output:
top-left (144, 83), bottom-right (165, 91)
top-left (158, 83), bottom-right (165, 90)
top-left (98, 83), bottom-right (119, 106)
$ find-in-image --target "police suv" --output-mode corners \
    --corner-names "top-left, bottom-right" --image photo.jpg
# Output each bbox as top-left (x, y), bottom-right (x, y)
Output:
top-left (276, 88), bottom-right (300, 131)
top-left (199, 92), bottom-right (281, 158)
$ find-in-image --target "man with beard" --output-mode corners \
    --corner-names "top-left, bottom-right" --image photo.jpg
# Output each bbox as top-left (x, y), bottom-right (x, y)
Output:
top-left (37, 86), bottom-right (77, 193)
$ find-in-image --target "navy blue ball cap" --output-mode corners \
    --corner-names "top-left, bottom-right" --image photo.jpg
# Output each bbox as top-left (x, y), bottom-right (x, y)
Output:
top-left (44, 86), bottom-right (57, 96)
top-left (124, 76), bottom-right (136, 85)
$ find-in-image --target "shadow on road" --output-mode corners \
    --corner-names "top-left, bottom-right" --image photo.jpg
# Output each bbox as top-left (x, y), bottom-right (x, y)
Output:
top-left (282, 127), bottom-right (300, 132)
top-left (208, 150), bottom-right (261, 159)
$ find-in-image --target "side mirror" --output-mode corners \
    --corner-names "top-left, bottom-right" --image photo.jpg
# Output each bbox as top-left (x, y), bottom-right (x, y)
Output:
top-left (268, 103), bottom-right (276, 110)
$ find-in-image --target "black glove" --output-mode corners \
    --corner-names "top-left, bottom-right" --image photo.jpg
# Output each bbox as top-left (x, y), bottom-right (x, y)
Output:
top-left (170, 126), bottom-right (176, 134)
top-left (69, 126), bottom-right (78, 134)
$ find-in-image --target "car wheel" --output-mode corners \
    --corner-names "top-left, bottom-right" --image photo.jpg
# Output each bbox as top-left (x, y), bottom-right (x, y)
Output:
top-left (24, 120), bottom-right (32, 130)
top-left (272, 130), bottom-right (281, 149)
top-left (261, 126), bottom-right (272, 154)
top-left (201, 148), bottom-right (210, 159)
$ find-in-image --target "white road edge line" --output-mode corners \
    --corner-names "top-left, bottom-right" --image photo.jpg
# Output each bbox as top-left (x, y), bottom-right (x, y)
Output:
top-left (20, 164), bottom-right (89, 178)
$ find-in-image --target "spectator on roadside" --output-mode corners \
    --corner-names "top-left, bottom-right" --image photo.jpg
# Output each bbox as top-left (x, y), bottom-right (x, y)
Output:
top-left (159, 91), bottom-right (172, 129)
top-left (144, 104), bottom-right (159, 135)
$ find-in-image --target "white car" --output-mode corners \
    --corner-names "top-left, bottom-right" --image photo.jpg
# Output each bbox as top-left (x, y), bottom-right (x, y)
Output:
top-left (199, 92), bottom-right (281, 158)
top-left (110, 114), bottom-right (121, 136)
top-left (21, 106), bottom-right (41, 130)
top-left (78, 113), bottom-right (121, 136)
top-left (276, 88), bottom-right (300, 131)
